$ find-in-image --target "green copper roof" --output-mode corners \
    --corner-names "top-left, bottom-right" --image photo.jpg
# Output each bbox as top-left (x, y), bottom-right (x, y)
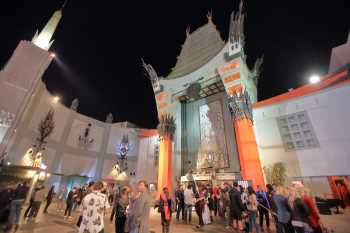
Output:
top-left (166, 20), bottom-right (225, 79)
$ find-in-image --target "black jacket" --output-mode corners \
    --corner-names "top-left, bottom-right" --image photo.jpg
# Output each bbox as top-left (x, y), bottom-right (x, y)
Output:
top-left (13, 184), bottom-right (29, 200)
top-left (229, 189), bottom-right (244, 213)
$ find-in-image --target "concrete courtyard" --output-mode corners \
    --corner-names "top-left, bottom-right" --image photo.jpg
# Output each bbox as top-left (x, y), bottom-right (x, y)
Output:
top-left (2, 206), bottom-right (349, 233)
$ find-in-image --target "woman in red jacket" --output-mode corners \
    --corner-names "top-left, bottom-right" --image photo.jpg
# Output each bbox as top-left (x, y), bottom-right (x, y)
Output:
top-left (300, 188), bottom-right (323, 233)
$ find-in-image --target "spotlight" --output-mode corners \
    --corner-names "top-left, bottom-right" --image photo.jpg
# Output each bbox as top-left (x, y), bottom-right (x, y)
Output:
top-left (50, 53), bottom-right (56, 58)
top-left (309, 74), bottom-right (320, 84)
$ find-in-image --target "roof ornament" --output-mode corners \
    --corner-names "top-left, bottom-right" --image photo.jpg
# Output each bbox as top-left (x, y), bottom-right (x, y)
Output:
top-left (106, 113), bottom-right (114, 123)
top-left (141, 58), bottom-right (161, 93)
top-left (70, 98), bottom-right (79, 111)
top-left (62, 0), bottom-right (69, 10)
top-left (206, 11), bottom-right (213, 23)
top-left (252, 55), bottom-right (264, 86)
top-left (229, 0), bottom-right (245, 45)
top-left (186, 26), bottom-right (191, 37)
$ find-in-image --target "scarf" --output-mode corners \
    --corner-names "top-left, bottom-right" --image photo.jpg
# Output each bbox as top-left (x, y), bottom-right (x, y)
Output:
top-left (161, 193), bottom-right (170, 221)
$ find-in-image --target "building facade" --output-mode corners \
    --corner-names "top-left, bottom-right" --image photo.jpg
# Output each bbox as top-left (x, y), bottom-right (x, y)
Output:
top-left (143, 2), bottom-right (266, 192)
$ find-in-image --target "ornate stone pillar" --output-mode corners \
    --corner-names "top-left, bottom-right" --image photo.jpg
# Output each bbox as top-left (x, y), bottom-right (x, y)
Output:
top-left (157, 114), bottom-right (176, 194)
top-left (228, 88), bottom-right (265, 189)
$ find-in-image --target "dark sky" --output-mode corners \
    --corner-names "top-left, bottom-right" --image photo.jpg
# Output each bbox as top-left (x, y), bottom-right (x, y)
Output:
top-left (1, 1), bottom-right (349, 128)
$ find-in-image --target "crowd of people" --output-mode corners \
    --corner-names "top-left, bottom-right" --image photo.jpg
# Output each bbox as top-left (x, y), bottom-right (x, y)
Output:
top-left (0, 179), bottom-right (153, 233)
top-left (0, 180), bottom-right (29, 232)
top-left (0, 178), bottom-right (338, 233)
top-left (162, 181), bottom-right (329, 233)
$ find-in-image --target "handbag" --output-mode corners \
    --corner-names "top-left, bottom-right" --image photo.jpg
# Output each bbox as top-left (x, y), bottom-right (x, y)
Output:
top-left (76, 215), bottom-right (82, 227)
top-left (157, 197), bottom-right (163, 213)
top-left (129, 228), bottom-right (139, 233)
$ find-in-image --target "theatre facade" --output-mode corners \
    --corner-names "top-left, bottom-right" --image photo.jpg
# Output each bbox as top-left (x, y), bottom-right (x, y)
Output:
top-left (1, 2), bottom-right (349, 197)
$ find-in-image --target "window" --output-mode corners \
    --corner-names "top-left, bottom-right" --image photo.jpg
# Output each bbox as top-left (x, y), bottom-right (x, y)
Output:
top-left (277, 111), bottom-right (319, 151)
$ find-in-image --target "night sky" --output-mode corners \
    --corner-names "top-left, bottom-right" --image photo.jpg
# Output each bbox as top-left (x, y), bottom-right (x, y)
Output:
top-left (1, 1), bottom-right (349, 128)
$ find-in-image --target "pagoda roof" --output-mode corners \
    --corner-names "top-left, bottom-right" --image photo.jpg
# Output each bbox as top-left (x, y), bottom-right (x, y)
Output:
top-left (166, 19), bottom-right (225, 79)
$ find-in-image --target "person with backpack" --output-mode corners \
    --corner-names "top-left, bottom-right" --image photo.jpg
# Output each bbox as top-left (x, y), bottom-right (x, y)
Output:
top-left (194, 185), bottom-right (205, 228)
top-left (229, 182), bottom-right (245, 231)
top-left (256, 185), bottom-right (270, 231)
top-left (64, 187), bottom-right (77, 220)
top-left (43, 185), bottom-right (55, 213)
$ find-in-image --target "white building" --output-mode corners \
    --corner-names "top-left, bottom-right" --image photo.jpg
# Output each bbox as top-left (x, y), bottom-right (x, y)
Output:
top-left (0, 7), bottom-right (160, 191)
top-left (253, 34), bottom-right (350, 197)
top-left (5, 82), bottom-right (160, 189)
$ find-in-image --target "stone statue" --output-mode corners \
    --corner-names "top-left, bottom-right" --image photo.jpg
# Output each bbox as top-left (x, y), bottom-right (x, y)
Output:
top-left (70, 98), bottom-right (79, 111)
top-left (106, 113), bottom-right (113, 123)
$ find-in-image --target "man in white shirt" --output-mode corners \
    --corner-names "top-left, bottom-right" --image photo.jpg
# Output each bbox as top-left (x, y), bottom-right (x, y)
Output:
top-left (79, 181), bottom-right (110, 233)
top-left (184, 184), bottom-right (194, 223)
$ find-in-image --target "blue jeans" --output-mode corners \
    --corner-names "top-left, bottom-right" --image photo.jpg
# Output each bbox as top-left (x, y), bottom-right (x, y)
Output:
top-left (184, 204), bottom-right (192, 222)
top-left (248, 210), bottom-right (260, 233)
top-left (10, 199), bottom-right (24, 224)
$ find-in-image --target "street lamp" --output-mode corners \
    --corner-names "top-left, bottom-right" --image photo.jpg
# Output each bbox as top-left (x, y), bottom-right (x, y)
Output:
top-left (309, 74), bottom-right (320, 84)
top-left (53, 96), bottom-right (60, 103)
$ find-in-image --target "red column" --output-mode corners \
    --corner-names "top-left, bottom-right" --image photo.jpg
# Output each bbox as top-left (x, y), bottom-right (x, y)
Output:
top-left (157, 136), bottom-right (173, 194)
top-left (234, 117), bottom-right (265, 189)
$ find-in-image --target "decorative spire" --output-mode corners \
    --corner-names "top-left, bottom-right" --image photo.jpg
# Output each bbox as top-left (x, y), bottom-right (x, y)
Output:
top-left (141, 58), bottom-right (161, 93)
top-left (32, 5), bottom-right (64, 50)
top-left (227, 0), bottom-right (246, 57)
top-left (229, 0), bottom-right (245, 44)
top-left (252, 55), bottom-right (264, 86)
